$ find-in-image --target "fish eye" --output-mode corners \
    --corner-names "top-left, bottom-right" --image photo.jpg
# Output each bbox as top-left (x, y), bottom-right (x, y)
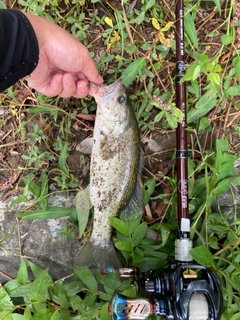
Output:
top-left (117, 95), bottom-right (126, 104)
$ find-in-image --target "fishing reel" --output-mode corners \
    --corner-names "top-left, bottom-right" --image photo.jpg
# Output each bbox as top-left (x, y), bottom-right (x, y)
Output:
top-left (109, 263), bottom-right (223, 320)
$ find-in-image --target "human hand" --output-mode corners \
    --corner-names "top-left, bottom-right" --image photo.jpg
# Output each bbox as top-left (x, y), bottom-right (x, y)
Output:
top-left (24, 13), bottom-right (103, 98)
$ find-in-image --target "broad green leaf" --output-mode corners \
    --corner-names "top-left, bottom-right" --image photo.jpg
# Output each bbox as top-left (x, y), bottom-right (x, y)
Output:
top-left (38, 171), bottom-right (48, 210)
top-left (229, 313), bottom-right (240, 320)
top-left (160, 227), bottom-right (171, 247)
top-left (211, 225), bottom-right (230, 233)
top-left (51, 310), bottom-right (60, 320)
top-left (83, 292), bottom-right (97, 308)
top-left (182, 62), bottom-right (200, 81)
top-left (224, 275), bottom-right (240, 296)
top-left (17, 259), bottom-right (28, 285)
top-left (27, 107), bottom-right (58, 118)
top-left (145, 256), bottom-right (167, 270)
top-left (211, 178), bottom-right (232, 197)
top-left (17, 206), bottom-right (73, 220)
top-left (230, 218), bottom-right (240, 226)
top-left (28, 181), bottom-right (41, 198)
top-left (101, 273), bottom-right (129, 291)
top-left (98, 291), bottom-right (112, 301)
top-left (10, 196), bottom-right (29, 208)
top-left (70, 295), bottom-right (84, 312)
top-left (231, 275), bottom-right (240, 292)
top-left (120, 286), bottom-right (137, 298)
top-left (136, 11), bottom-right (145, 24)
top-left (221, 34), bottom-right (232, 45)
top-left (165, 111), bottom-right (178, 129)
top-left (215, 137), bottom-right (228, 154)
top-left (101, 302), bottom-right (111, 320)
top-left (187, 90), bottom-right (217, 123)
top-left (28, 261), bottom-right (44, 279)
top-left (24, 307), bottom-right (32, 320)
top-left (58, 142), bottom-right (69, 175)
top-left (0, 311), bottom-right (13, 319)
top-left (121, 57), bottom-right (146, 87)
top-left (213, 0), bottom-right (221, 14)
top-left (153, 111), bottom-right (164, 123)
top-left (96, 270), bottom-right (120, 301)
top-left (115, 240), bottom-right (132, 252)
top-left (225, 85), bottom-right (240, 96)
top-left (0, 1), bottom-right (7, 8)
top-left (146, 0), bottom-right (155, 10)
top-left (143, 178), bottom-right (156, 205)
top-left (216, 156), bottom-right (235, 181)
top-left (127, 217), bottom-right (141, 234)
top-left (232, 175), bottom-right (240, 185)
top-left (199, 117), bottom-right (211, 132)
top-left (189, 246), bottom-right (214, 267)
top-left (236, 61), bottom-right (240, 82)
top-left (132, 223), bottom-right (147, 247)
top-left (12, 315), bottom-right (24, 320)
top-left (192, 65), bottom-right (201, 81)
top-left (109, 217), bottom-right (129, 237)
top-left (205, 63), bottom-right (214, 72)
top-left (144, 250), bottom-right (168, 260)
top-left (0, 287), bottom-right (13, 311)
top-left (134, 246), bottom-right (144, 264)
top-left (30, 269), bottom-right (52, 302)
top-left (74, 268), bottom-right (97, 291)
top-left (59, 292), bottom-right (70, 318)
top-left (184, 9), bottom-right (198, 49)
top-left (207, 72), bottom-right (221, 86)
top-left (4, 280), bottom-right (32, 299)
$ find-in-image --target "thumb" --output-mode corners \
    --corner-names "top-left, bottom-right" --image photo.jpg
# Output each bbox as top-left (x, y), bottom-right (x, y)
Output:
top-left (79, 50), bottom-right (103, 85)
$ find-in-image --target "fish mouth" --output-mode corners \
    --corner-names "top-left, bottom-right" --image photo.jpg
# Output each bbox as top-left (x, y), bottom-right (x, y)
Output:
top-left (90, 79), bottom-right (123, 99)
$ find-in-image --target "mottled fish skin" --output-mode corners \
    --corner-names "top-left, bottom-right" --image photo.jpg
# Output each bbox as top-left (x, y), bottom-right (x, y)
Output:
top-left (74, 79), bottom-right (144, 271)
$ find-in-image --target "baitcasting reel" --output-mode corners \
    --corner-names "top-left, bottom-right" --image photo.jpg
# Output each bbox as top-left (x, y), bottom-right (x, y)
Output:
top-left (109, 263), bottom-right (223, 320)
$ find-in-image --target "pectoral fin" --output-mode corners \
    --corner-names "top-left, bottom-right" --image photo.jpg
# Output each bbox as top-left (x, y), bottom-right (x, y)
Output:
top-left (76, 137), bottom-right (94, 154)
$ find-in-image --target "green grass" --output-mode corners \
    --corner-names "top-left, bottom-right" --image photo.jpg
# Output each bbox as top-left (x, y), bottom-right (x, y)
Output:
top-left (0, 0), bottom-right (240, 319)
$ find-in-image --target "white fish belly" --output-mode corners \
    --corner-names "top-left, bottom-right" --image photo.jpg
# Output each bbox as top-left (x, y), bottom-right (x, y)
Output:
top-left (89, 127), bottom-right (135, 243)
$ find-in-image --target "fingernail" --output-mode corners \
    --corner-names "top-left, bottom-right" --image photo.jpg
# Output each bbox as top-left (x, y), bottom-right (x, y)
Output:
top-left (98, 75), bottom-right (104, 84)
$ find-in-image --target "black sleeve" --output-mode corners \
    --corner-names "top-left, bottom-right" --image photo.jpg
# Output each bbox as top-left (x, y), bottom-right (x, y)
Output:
top-left (0, 9), bottom-right (39, 92)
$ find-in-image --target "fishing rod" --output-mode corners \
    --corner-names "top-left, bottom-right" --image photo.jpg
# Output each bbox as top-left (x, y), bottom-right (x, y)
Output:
top-left (175, 0), bottom-right (192, 262)
top-left (109, 1), bottom-right (223, 319)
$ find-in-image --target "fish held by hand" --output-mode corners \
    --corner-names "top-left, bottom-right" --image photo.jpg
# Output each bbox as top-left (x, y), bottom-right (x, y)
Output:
top-left (74, 79), bottom-right (144, 272)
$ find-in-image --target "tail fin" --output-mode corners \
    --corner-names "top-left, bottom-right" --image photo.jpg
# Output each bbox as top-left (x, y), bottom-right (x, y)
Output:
top-left (73, 241), bottom-right (123, 272)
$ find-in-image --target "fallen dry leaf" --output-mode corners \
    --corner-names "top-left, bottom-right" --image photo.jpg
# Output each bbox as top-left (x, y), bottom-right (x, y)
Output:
top-left (76, 113), bottom-right (95, 121)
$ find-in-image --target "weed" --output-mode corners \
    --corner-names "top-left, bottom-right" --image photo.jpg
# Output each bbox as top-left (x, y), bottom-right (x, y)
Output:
top-left (1, 0), bottom-right (240, 319)
top-left (21, 146), bottom-right (55, 167)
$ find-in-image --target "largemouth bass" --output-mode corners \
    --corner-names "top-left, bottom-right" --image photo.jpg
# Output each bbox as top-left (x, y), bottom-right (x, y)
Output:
top-left (74, 79), bottom-right (144, 271)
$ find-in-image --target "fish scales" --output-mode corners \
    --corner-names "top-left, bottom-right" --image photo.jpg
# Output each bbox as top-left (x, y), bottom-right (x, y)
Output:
top-left (74, 79), bottom-right (144, 271)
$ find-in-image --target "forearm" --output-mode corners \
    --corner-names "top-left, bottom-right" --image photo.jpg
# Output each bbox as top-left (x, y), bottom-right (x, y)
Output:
top-left (0, 9), bottom-right (39, 92)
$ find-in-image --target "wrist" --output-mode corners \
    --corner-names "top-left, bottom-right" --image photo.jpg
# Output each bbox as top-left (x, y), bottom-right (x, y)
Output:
top-left (22, 13), bottom-right (50, 50)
